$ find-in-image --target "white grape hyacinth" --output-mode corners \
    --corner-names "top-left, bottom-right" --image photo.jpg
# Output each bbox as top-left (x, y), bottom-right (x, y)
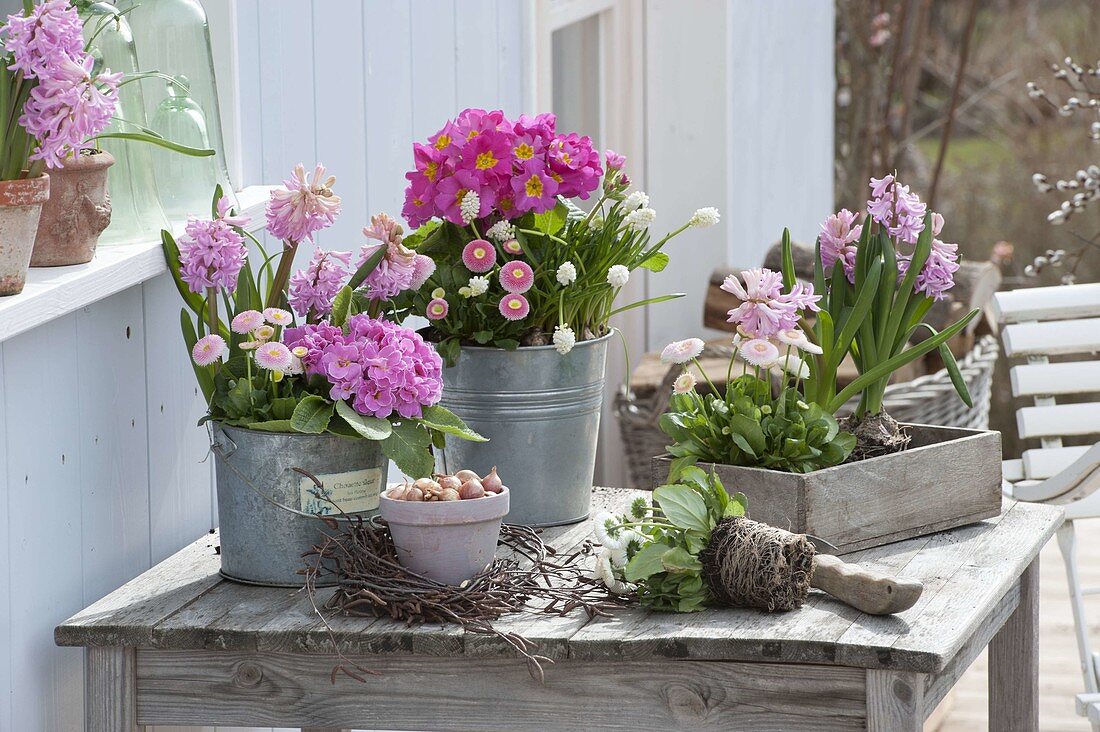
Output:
top-left (459, 190), bottom-right (481, 224)
top-left (552, 324), bottom-right (577, 355)
top-left (624, 206), bottom-right (656, 230)
top-left (688, 206), bottom-right (721, 228)
top-left (556, 260), bottom-right (577, 286)
top-left (485, 219), bottom-right (515, 242)
top-left (607, 264), bottom-right (630, 288)
top-left (624, 190), bottom-right (650, 210)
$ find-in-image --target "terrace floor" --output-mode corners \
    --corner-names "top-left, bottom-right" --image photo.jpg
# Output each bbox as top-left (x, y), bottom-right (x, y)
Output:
top-left (934, 517), bottom-right (1098, 731)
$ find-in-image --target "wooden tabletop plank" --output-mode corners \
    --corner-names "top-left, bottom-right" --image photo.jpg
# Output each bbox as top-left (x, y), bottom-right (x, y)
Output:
top-left (56, 488), bottom-right (1063, 674)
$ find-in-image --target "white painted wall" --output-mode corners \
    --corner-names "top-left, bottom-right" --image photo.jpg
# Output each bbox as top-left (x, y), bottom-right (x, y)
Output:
top-left (0, 1), bottom-right (833, 729)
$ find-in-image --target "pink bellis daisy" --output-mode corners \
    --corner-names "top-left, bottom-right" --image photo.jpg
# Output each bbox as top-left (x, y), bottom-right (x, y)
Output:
top-left (499, 260), bottom-right (534, 294)
top-left (502, 238), bottom-right (523, 256)
top-left (499, 293), bottom-right (530, 321)
top-left (739, 338), bottom-right (780, 367)
top-left (462, 239), bottom-right (497, 273)
top-left (266, 163), bottom-right (342, 243)
top-left (191, 334), bottom-right (227, 366)
top-left (254, 342), bottom-right (293, 371)
top-left (661, 338), bottom-right (705, 365)
top-left (409, 254), bottom-right (436, 290)
top-left (263, 307), bottom-right (293, 326)
top-left (231, 310), bottom-right (264, 334)
top-left (426, 297), bottom-right (449, 320)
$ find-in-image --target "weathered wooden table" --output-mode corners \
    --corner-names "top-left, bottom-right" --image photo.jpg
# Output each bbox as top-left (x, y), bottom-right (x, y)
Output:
top-left (57, 488), bottom-right (1062, 732)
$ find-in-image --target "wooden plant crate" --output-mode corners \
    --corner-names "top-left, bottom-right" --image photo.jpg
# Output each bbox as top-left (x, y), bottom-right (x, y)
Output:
top-left (652, 424), bottom-right (1002, 554)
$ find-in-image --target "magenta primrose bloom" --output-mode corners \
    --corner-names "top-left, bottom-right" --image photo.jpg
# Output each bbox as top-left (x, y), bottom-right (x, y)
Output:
top-left (402, 108), bottom-right (602, 228)
top-left (288, 248), bottom-right (352, 319)
top-left (266, 163), bottom-right (342, 243)
top-left (499, 293), bottom-right (530, 321)
top-left (499, 260), bottom-right (534, 294)
top-left (285, 315), bottom-right (443, 420)
top-left (462, 239), bottom-right (496, 273)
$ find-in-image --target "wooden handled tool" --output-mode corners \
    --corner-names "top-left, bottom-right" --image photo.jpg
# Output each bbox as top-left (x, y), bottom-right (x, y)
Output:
top-left (701, 516), bottom-right (924, 615)
top-left (810, 553), bottom-right (923, 615)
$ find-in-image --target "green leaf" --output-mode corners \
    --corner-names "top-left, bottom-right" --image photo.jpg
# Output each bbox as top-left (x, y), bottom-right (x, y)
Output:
top-left (270, 397), bottom-right (297, 421)
top-left (781, 228), bottom-right (796, 290)
top-left (347, 244), bottom-right (387, 290)
top-left (607, 292), bottom-right (685, 319)
top-left (472, 330), bottom-right (495, 344)
top-left (653, 484), bottom-right (711, 532)
top-left (417, 404), bottom-right (487, 442)
top-left (246, 419), bottom-right (295, 433)
top-left (334, 400), bottom-right (393, 440)
top-left (290, 395), bottom-right (334, 434)
top-left (727, 414), bottom-right (766, 455)
top-left (381, 421), bottom-right (435, 478)
top-left (532, 202), bottom-right (568, 235)
top-left (828, 258), bottom-right (882, 372)
top-left (330, 286), bottom-right (352, 327)
top-left (661, 546), bottom-right (703, 574)
top-left (162, 231), bottom-right (206, 316)
top-left (724, 492), bottom-right (748, 518)
top-left (91, 131), bottom-right (214, 157)
top-left (404, 220), bottom-right (442, 249)
top-left (179, 308), bottom-right (214, 401)
top-left (665, 455), bottom-right (699, 483)
top-left (639, 251), bottom-right (669, 273)
top-left (624, 542), bottom-right (671, 582)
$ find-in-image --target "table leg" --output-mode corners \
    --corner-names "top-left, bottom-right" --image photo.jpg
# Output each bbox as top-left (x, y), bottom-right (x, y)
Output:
top-left (86, 647), bottom-right (143, 732)
top-left (989, 557), bottom-right (1040, 731)
top-left (866, 669), bottom-right (925, 731)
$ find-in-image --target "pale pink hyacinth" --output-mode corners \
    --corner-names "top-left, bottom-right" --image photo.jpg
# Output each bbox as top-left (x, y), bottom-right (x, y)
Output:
top-left (192, 334), bottom-right (227, 366)
top-left (358, 213), bottom-right (418, 300)
top-left (231, 310), bottom-right (264, 334)
top-left (216, 195), bottom-right (251, 229)
top-left (288, 248), bottom-right (352, 318)
top-left (2, 0), bottom-right (85, 79)
top-left (866, 175), bottom-right (927, 245)
top-left (266, 163), bottom-right (342, 243)
top-left (177, 206), bottom-right (248, 294)
top-left (254, 342), bottom-right (293, 371)
top-left (660, 338), bottom-right (705, 365)
top-left (739, 338), bottom-right (780, 367)
top-left (819, 208), bottom-right (862, 282)
top-left (722, 268), bottom-right (820, 338)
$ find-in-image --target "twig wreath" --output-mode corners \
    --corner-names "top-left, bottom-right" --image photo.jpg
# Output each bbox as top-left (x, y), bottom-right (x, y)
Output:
top-left (302, 512), bottom-right (626, 683)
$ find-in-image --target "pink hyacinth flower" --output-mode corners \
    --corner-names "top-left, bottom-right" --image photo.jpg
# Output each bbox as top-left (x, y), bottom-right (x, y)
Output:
top-left (426, 297), bottom-right (449, 320)
top-left (265, 163), bottom-right (342, 243)
top-left (499, 260), bottom-right (534, 294)
top-left (192, 334), bottom-right (227, 367)
top-left (462, 239), bottom-right (497, 273)
top-left (498, 293), bottom-right (530, 321)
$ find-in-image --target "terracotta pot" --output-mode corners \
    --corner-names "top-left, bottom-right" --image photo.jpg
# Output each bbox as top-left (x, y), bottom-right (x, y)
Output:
top-left (379, 487), bottom-right (510, 585)
top-left (0, 174), bottom-right (50, 296)
top-left (31, 151), bottom-right (114, 267)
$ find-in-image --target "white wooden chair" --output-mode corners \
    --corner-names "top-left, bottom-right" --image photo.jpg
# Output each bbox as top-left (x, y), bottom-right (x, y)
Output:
top-left (995, 281), bottom-right (1100, 730)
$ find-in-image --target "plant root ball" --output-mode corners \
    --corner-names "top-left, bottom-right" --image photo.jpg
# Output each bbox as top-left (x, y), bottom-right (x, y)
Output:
top-left (699, 517), bottom-right (815, 612)
top-left (840, 410), bottom-right (911, 463)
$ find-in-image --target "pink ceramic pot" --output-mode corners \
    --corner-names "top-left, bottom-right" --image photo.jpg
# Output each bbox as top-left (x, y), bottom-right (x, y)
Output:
top-left (379, 487), bottom-right (509, 586)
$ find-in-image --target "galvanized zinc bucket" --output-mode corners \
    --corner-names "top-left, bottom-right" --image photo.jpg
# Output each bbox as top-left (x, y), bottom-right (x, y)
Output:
top-left (211, 423), bottom-right (388, 587)
top-left (437, 333), bottom-right (610, 526)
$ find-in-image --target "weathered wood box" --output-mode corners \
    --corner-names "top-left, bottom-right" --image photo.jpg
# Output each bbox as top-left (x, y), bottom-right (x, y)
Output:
top-left (652, 424), bottom-right (1002, 554)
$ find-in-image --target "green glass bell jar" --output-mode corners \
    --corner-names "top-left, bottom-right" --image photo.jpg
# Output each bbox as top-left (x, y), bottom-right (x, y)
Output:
top-left (80, 2), bottom-right (171, 245)
top-left (126, 0), bottom-right (236, 221)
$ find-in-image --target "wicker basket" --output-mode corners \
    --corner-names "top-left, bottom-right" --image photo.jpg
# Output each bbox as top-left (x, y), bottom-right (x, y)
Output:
top-left (614, 335), bottom-right (1000, 490)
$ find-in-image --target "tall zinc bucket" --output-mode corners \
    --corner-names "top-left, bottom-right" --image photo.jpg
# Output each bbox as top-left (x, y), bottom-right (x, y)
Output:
top-left (211, 424), bottom-right (387, 586)
top-left (438, 333), bottom-right (610, 526)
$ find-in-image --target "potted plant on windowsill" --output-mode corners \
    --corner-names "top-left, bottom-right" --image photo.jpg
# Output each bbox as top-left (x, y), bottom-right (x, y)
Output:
top-left (162, 165), bottom-right (482, 587)
top-left (394, 108), bottom-right (720, 526)
top-left (653, 176), bottom-right (1001, 553)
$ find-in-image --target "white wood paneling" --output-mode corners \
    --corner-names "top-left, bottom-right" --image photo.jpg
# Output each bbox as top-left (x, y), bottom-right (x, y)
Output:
top-left (0, 343), bottom-right (9, 732)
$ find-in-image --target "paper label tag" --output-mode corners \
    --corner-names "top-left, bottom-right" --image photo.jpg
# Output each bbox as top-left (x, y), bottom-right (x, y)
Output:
top-left (299, 468), bottom-right (382, 515)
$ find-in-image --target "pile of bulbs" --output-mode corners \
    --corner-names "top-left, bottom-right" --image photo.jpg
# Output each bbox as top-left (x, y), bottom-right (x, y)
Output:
top-left (385, 467), bottom-right (505, 502)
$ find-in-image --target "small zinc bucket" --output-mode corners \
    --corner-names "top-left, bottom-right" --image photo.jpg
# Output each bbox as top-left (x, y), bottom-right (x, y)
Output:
top-left (437, 333), bottom-right (610, 526)
top-left (211, 423), bottom-right (388, 587)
